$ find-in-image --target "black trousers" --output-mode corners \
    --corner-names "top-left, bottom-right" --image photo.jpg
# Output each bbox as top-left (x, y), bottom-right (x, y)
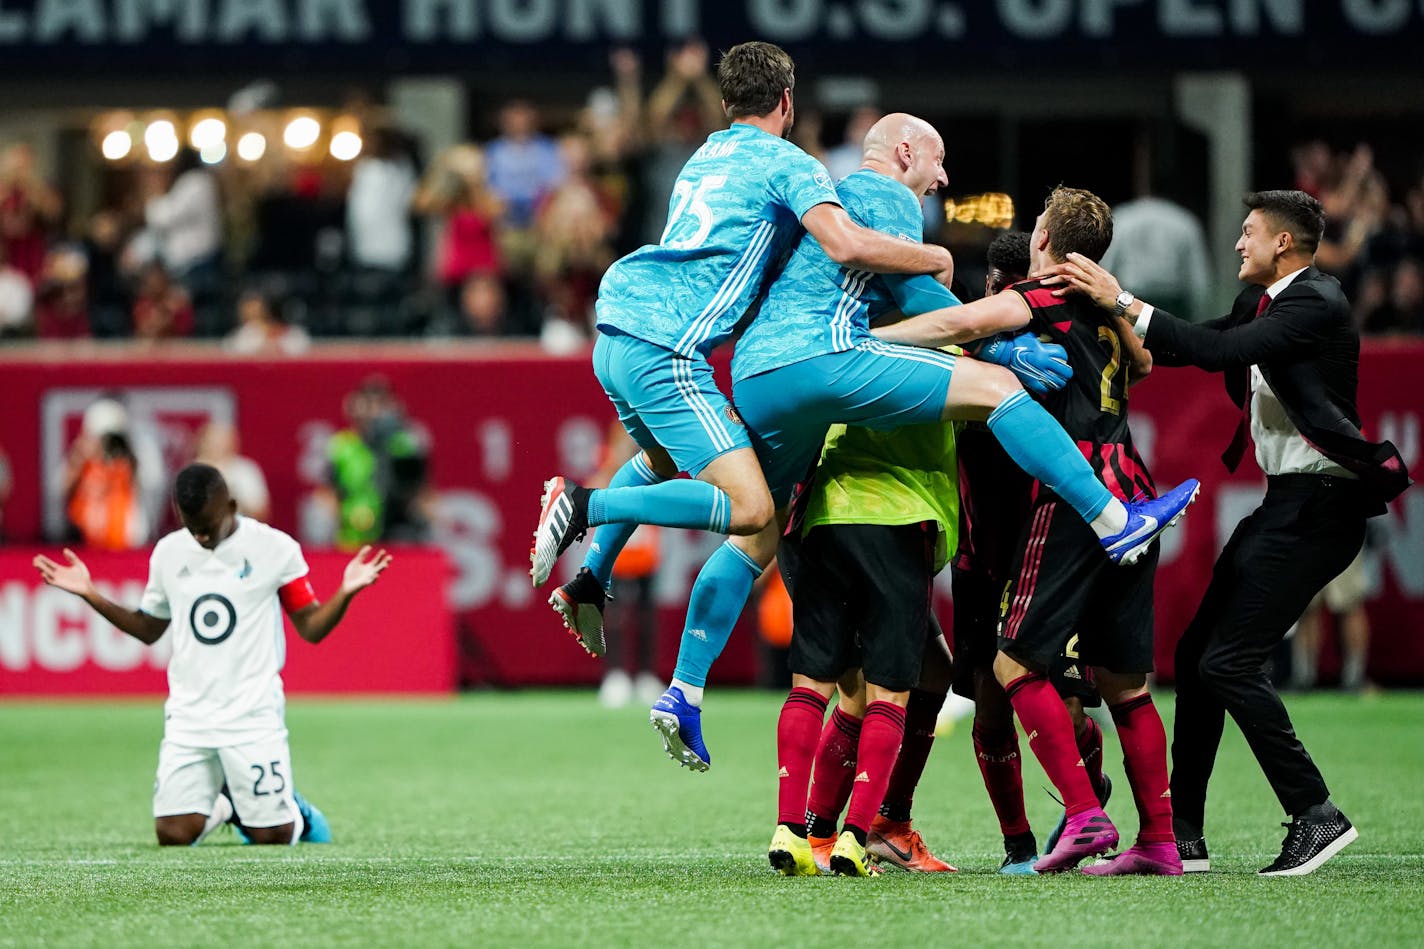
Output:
top-left (1170, 474), bottom-right (1368, 829)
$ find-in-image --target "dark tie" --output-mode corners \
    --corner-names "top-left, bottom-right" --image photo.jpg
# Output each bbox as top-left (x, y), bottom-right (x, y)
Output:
top-left (1220, 292), bottom-right (1273, 471)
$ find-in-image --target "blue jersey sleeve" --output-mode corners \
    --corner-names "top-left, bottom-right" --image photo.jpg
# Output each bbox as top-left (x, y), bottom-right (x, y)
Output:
top-left (884, 275), bottom-right (962, 315)
top-left (768, 147), bottom-right (841, 221)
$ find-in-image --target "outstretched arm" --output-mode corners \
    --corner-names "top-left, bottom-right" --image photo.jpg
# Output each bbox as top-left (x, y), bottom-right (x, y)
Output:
top-left (801, 204), bottom-right (955, 285)
top-left (33, 549), bottom-right (169, 644)
top-left (287, 546), bottom-right (392, 644)
top-left (872, 289), bottom-right (1031, 348)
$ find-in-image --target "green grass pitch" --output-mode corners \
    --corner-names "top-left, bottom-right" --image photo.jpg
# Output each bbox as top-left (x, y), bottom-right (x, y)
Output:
top-left (2, 691), bottom-right (1421, 947)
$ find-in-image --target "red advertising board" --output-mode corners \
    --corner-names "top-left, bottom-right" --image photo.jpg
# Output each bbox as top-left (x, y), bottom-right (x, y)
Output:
top-left (0, 546), bottom-right (455, 695)
top-left (0, 340), bottom-right (1419, 690)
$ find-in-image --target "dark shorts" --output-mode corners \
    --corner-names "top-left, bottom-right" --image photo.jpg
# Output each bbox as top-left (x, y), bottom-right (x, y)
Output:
top-left (950, 564), bottom-right (1100, 705)
top-left (996, 497), bottom-right (1159, 676)
top-left (788, 522), bottom-right (937, 692)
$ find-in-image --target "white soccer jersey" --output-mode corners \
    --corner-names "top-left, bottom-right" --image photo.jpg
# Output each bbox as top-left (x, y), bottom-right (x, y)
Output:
top-left (140, 517), bottom-right (310, 746)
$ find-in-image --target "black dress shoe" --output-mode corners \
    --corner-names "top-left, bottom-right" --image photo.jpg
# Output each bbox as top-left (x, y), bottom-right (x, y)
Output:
top-left (1176, 835), bottom-right (1209, 873)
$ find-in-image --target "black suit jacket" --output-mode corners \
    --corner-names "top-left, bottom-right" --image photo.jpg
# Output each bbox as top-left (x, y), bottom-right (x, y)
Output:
top-left (1142, 266), bottom-right (1410, 505)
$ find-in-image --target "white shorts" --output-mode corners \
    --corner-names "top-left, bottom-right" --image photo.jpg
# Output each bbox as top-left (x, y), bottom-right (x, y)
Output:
top-left (153, 733), bottom-right (302, 830)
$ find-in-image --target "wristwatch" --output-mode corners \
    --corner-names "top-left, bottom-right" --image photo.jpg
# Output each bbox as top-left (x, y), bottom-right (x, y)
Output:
top-left (1112, 290), bottom-right (1135, 316)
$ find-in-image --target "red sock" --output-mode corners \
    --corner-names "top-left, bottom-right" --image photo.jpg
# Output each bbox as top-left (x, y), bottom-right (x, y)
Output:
top-left (1005, 673), bottom-right (1099, 816)
top-left (807, 706), bottom-right (860, 828)
top-left (1110, 694), bottom-right (1174, 844)
top-left (973, 721), bottom-right (1030, 837)
top-left (843, 702), bottom-right (907, 838)
top-left (776, 688), bottom-right (829, 827)
top-left (880, 688), bottom-right (945, 821)
top-left (1076, 714), bottom-right (1106, 799)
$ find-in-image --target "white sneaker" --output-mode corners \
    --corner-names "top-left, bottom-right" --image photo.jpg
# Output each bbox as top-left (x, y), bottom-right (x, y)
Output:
top-left (599, 670), bottom-right (633, 708)
top-left (633, 671), bottom-right (665, 706)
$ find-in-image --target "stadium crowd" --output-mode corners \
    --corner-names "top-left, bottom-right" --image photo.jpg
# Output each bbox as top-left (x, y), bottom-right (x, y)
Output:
top-left (3, 48), bottom-right (1421, 348)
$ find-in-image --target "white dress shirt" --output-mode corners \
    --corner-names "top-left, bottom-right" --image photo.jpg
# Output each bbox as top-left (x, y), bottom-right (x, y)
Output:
top-left (1134, 267), bottom-right (1354, 478)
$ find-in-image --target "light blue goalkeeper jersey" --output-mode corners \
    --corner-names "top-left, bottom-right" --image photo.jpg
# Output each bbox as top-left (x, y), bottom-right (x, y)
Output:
top-left (731, 169), bottom-right (926, 383)
top-left (595, 123), bottom-right (840, 358)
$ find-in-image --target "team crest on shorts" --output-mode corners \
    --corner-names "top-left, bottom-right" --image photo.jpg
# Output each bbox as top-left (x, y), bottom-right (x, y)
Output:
top-left (725, 405), bottom-right (744, 427)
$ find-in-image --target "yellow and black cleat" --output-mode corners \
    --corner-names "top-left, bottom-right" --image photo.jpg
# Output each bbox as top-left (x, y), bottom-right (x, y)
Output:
top-left (768, 824), bottom-right (820, 876)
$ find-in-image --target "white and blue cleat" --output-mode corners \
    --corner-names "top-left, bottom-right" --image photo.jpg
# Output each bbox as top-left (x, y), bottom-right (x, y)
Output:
top-left (295, 790), bottom-right (332, 843)
top-left (650, 687), bottom-right (711, 772)
top-left (1101, 479), bottom-right (1201, 566)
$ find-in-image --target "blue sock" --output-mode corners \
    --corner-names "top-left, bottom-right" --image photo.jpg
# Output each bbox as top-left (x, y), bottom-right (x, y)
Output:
top-left (584, 453), bottom-right (667, 588)
top-left (671, 541), bottom-right (764, 687)
top-left (986, 390), bottom-right (1114, 522)
top-left (587, 479), bottom-right (732, 534)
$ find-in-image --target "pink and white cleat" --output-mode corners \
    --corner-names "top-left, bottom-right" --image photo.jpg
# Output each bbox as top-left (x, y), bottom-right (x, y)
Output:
top-left (1033, 807), bottom-right (1119, 873)
top-left (1082, 841), bottom-right (1184, 876)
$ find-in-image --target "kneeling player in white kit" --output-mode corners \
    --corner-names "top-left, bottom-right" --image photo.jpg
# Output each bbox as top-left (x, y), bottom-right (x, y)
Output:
top-left (33, 463), bottom-right (392, 846)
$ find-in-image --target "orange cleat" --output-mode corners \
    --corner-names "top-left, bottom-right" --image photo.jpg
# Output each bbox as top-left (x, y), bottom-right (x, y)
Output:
top-left (809, 834), bottom-right (836, 874)
top-left (866, 817), bottom-right (958, 872)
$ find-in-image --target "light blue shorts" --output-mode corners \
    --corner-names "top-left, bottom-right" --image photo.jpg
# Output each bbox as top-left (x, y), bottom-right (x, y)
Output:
top-left (593, 330), bottom-right (752, 478)
top-left (732, 340), bottom-right (956, 506)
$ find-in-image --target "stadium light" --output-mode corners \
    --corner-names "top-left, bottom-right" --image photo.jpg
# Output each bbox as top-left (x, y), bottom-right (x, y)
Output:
top-left (236, 132), bottom-right (267, 162)
top-left (330, 130), bottom-right (362, 161)
top-left (100, 130), bottom-right (132, 161)
top-left (283, 115), bottom-right (321, 151)
top-left (189, 117), bottom-right (227, 150)
top-left (145, 120), bottom-right (179, 162)
top-left (199, 142), bottom-right (227, 165)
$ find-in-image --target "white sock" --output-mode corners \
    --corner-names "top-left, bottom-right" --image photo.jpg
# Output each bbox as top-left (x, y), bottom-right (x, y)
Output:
top-left (193, 793), bottom-right (234, 845)
top-left (671, 678), bottom-right (704, 706)
top-left (1088, 498), bottom-right (1128, 539)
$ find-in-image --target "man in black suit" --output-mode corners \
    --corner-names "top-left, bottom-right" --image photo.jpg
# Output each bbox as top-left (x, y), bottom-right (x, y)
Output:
top-left (1043, 190), bottom-right (1410, 877)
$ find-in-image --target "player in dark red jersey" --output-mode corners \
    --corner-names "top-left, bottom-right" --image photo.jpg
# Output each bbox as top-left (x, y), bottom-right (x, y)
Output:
top-left (951, 231), bottom-right (1111, 874)
top-left (881, 187), bottom-right (1185, 876)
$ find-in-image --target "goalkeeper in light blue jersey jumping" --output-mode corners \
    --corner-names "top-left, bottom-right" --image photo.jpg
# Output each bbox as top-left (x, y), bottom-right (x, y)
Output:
top-left (528, 43), bottom-right (956, 755)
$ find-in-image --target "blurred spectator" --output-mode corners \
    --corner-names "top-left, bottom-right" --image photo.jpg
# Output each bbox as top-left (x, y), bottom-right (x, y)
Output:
top-left (85, 210), bottom-right (132, 338)
top-left (138, 150), bottom-right (223, 333)
top-left (485, 100), bottom-right (564, 235)
top-left (317, 377), bottom-right (432, 549)
top-left (225, 286), bottom-right (310, 355)
top-left (415, 145), bottom-right (505, 296)
top-left (533, 133), bottom-right (616, 330)
top-left (62, 399), bottom-right (150, 550)
top-left (33, 246), bottom-right (91, 340)
top-left (1359, 257), bottom-right (1424, 335)
top-left (194, 422), bottom-right (271, 522)
top-left (1, 143), bottom-right (62, 285)
top-left (580, 50), bottom-right (643, 254)
top-left (1314, 144), bottom-right (1390, 296)
top-left (825, 105), bottom-right (882, 183)
top-left (1290, 139), bottom-right (1334, 198)
top-left (1101, 201), bottom-right (1212, 320)
top-left (438, 271), bottom-right (508, 338)
top-left (131, 263), bottom-right (194, 341)
top-left (346, 125), bottom-right (418, 276)
top-left (0, 244), bottom-right (33, 337)
top-left (636, 41), bottom-right (726, 245)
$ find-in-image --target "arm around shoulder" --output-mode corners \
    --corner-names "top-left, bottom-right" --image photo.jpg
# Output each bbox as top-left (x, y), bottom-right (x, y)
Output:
top-left (801, 204), bottom-right (954, 281)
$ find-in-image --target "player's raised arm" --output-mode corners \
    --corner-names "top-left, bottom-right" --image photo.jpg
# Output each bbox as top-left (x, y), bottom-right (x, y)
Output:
top-left (33, 548), bottom-right (169, 644)
top-left (801, 203), bottom-right (955, 285)
top-left (286, 546), bottom-right (392, 644)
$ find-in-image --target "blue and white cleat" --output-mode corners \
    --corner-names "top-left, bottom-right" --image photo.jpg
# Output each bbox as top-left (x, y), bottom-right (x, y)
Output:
top-left (294, 790), bottom-right (332, 844)
top-left (1101, 479), bottom-right (1200, 566)
top-left (999, 831), bottom-right (1039, 875)
top-left (650, 687), bottom-right (711, 772)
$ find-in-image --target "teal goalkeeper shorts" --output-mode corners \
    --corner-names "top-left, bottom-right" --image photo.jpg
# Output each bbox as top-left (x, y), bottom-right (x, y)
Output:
top-left (732, 340), bottom-right (956, 507)
top-left (593, 329), bottom-right (752, 478)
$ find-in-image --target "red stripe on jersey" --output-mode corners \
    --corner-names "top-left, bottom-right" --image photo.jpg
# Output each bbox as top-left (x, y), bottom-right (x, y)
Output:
top-left (279, 576), bottom-right (318, 613)
top-left (1021, 288), bottom-right (1064, 309)
top-left (1052, 321), bottom-right (1072, 334)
